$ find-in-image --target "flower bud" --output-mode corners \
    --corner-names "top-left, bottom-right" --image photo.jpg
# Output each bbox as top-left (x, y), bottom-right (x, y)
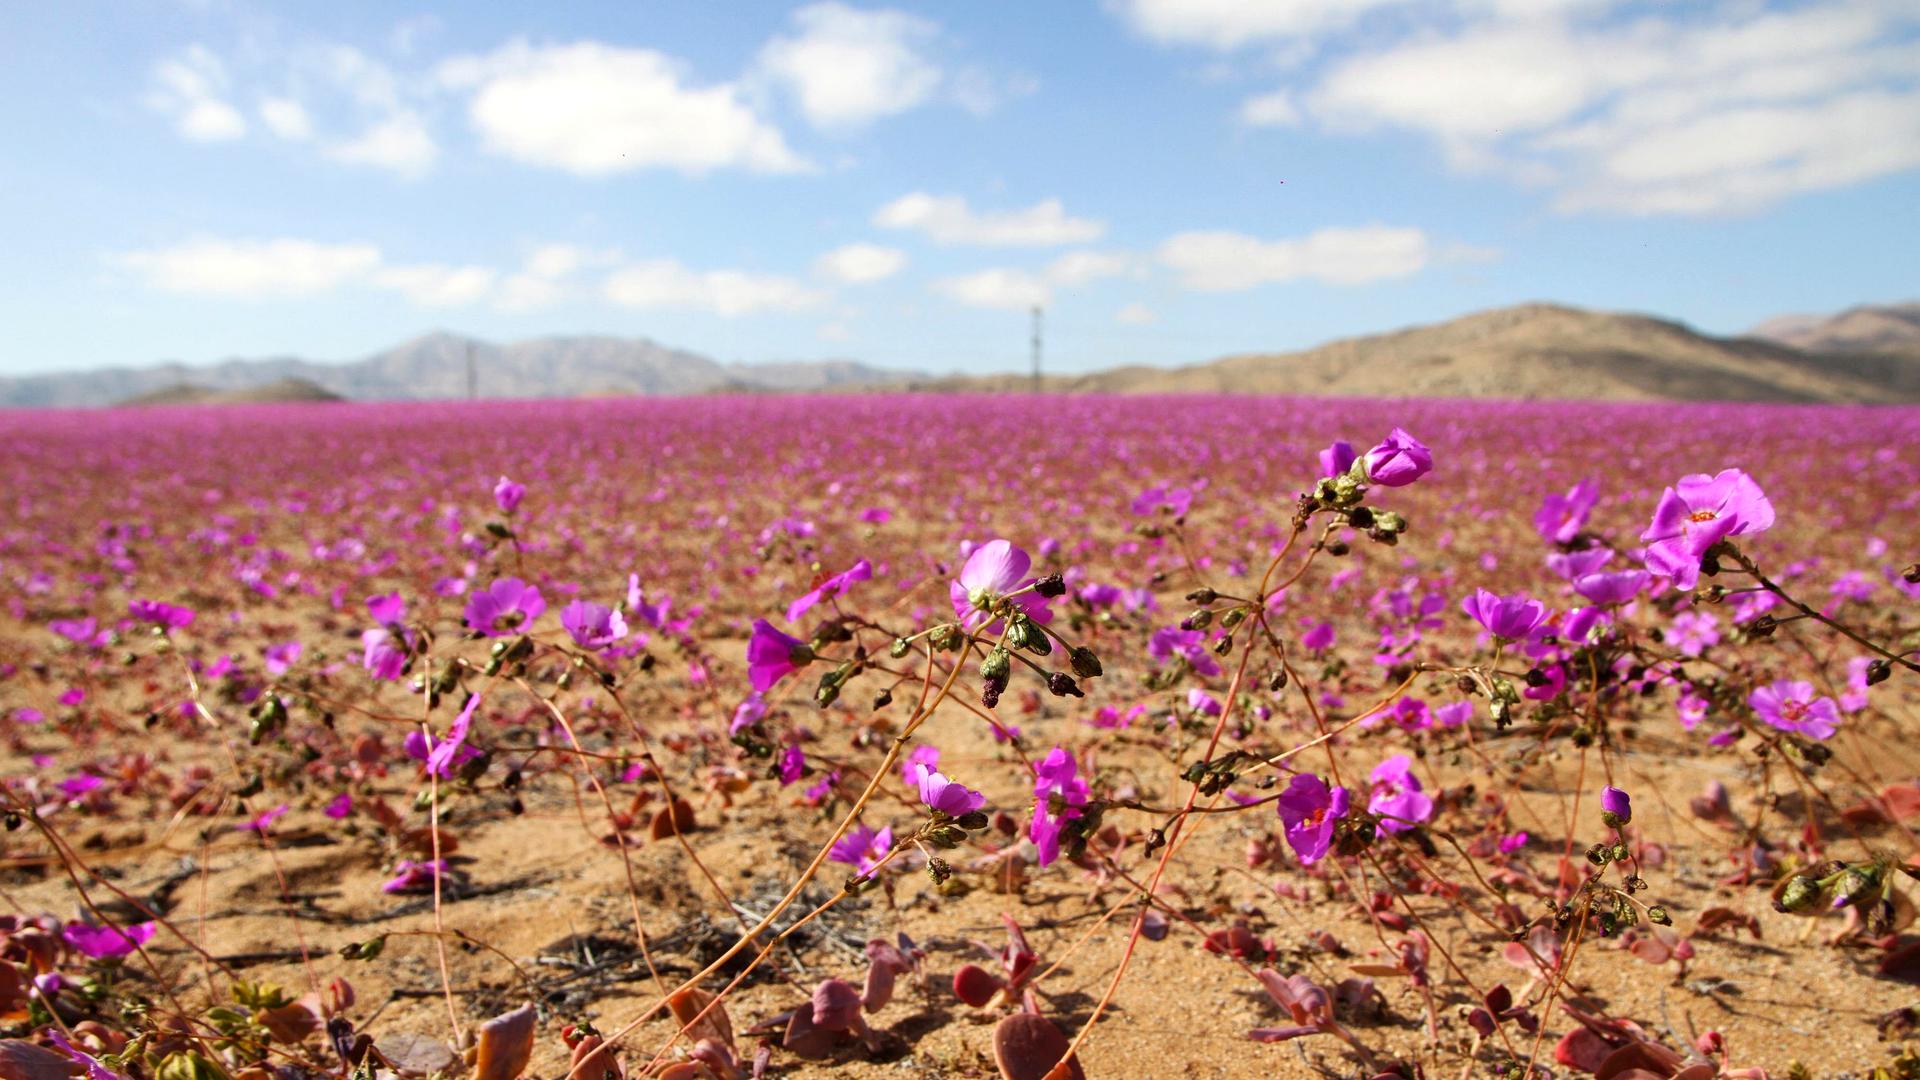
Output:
top-left (890, 637), bottom-right (910, 659)
top-left (1034, 574), bottom-right (1067, 598)
top-left (956, 811), bottom-right (989, 831)
top-left (1866, 659), bottom-right (1892, 686)
top-left (1831, 864), bottom-right (1882, 909)
top-left (1773, 874), bottom-right (1822, 913)
top-left (1046, 672), bottom-right (1083, 698)
top-left (980, 648), bottom-right (1011, 681)
top-left (1648, 906), bottom-right (1671, 926)
top-left (1069, 646), bottom-right (1103, 679)
top-left (924, 825), bottom-right (967, 849)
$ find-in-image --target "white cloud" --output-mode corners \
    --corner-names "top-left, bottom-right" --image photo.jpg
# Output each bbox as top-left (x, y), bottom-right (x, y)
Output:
top-left (441, 41), bottom-right (809, 176)
top-left (1158, 225), bottom-right (1430, 290)
top-left (112, 238), bottom-right (381, 298)
top-left (1116, 302), bottom-right (1158, 325)
top-left (932, 268), bottom-right (1051, 310)
top-left (325, 111), bottom-right (437, 178)
top-left (604, 260), bottom-right (827, 315)
top-left (497, 274), bottom-right (564, 312)
top-left (372, 264), bottom-right (495, 306)
top-left (1292, 3), bottom-right (1920, 215)
top-left (813, 243), bottom-right (907, 283)
top-left (1112, 0), bottom-right (1405, 49)
top-left (495, 245), bottom-right (623, 310)
top-left (932, 249), bottom-right (1137, 310)
top-left (757, 3), bottom-right (941, 130)
top-left (258, 97), bottom-right (312, 140)
top-left (524, 243), bottom-right (621, 280)
top-left (147, 45), bottom-right (247, 142)
top-left (874, 192), bottom-right (1106, 246)
top-left (1238, 89), bottom-right (1300, 127)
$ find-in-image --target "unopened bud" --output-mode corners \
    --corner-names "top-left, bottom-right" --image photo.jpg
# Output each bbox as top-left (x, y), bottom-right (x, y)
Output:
top-left (980, 648), bottom-right (1011, 681)
top-left (1774, 874), bottom-right (1822, 913)
top-left (1046, 672), bottom-right (1083, 698)
top-left (1648, 906), bottom-right (1671, 926)
top-left (1866, 659), bottom-right (1892, 686)
top-left (1033, 574), bottom-right (1066, 598)
top-left (956, 811), bottom-right (989, 831)
top-left (1069, 646), bottom-right (1103, 679)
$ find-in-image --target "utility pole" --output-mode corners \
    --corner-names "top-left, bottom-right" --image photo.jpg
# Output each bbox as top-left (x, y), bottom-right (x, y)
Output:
top-left (465, 341), bottom-right (477, 400)
top-left (1030, 305), bottom-right (1043, 393)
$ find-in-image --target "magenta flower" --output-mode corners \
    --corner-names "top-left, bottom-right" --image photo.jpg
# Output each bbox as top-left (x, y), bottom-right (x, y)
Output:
top-left (901, 744), bottom-right (940, 786)
top-left (1300, 620), bottom-right (1335, 652)
top-left (368, 592), bottom-right (407, 625)
top-left (730, 693), bottom-right (767, 734)
top-left (50, 616), bottom-right (105, 647)
top-left (465, 577), bottom-right (546, 636)
top-left (382, 859), bottom-right (448, 895)
top-left (1460, 588), bottom-right (1548, 642)
top-left (746, 619), bottom-right (813, 692)
top-left (561, 599), bottom-right (628, 651)
top-left (1600, 785), bottom-right (1632, 826)
top-left (949, 539), bottom-right (1054, 634)
top-left (1276, 774), bottom-right (1349, 865)
top-left (324, 792), bottom-right (353, 820)
top-left (406, 693), bottom-right (483, 778)
top-left (1640, 468), bottom-right (1775, 588)
top-left (1749, 679), bottom-right (1841, 740)
top-left (912, 762), bottom-right (986, 816)
top-left (1030, 747), bottom-right (1090, 867)
top-left (63, 920), bottom-right (155, 960)
top-left (1318, 440), bottom-right (1357, 479)
top-left (787, 559), bottom-right (873, 623)
top-left (493, 476), bottom-right (525, 513)
top-left (238, 803), bottom-right (289, 834)
top-left (1546, 547), bottom-right (1612, 581)
top-left (829, 824), bottom-right (892, 876)
top-left (129, 599), bottom-right (194, 630)
top-left (1498, 831), bottom-right (1529, 854)
top-left (1148, 625), bottom-right (1221, 676)
top-left (362, 627), bottom-right (412, 681)
top-left (1534, 478), bottom-right (1600, 545)
top-left (1362, 428), bottom-right (1432, 487)
top-left (778, 744), bottom-right (806, 785)
top-left (1573, 570), bottom-right (1648, 607)
top-left (263, 641), bottom-right (302, 676)
top-left (1367, 755), bottom-right (1433, 834)
top-left (1131, 485), bottom-right (1193, 516)
top-left (1187, 688), bottom-right (1223, 717)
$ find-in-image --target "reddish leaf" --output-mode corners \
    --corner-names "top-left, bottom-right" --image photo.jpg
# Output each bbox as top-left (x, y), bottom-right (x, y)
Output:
top-left (992, 1013), bottom-right (1085, 1080)
top-left (473, 1005), bottom-right (537, 1080)
top-left (954, 964), bottom-right (1002, 1008)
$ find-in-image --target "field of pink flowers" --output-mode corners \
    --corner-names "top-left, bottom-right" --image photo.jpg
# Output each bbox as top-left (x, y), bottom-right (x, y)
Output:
top-left (3, 394), bottom-right (1918, 1080)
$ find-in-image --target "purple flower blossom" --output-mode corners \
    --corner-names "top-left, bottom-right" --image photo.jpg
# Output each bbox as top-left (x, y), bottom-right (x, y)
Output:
top-left (405, 693), bottom-right (483, 778)
top-left (1300, 620), bottom-right (1336, 652)
top-left (128, 599), bottom-right (194, 630)
top-left (1148, 625), bottom-right (1221, 676)
top-left (362, 627), bottom-right (412, 681)
top-left (778, 744), bottom-right (806, 785)
top-left (901, 744), bottom-right (940, 786)
top-left (1640, 468), bottom-right (1775, 588)
top-left (238, 803), bottom-right (289, 834)
top-left (746, 619), bottom-right (813, 692)
top-left (324, 792), bottom-right (353, 819)
top-left (787, 559), bottom-right (872, 623)
top-left (1367, 755), bottom-right (1433, 834)
top-left (1573, 570), bottom-right (1648, 607)
top-left (829, 824), bottom-right (892, 876)
top-left (1131, 485), bottom-right (1193, 516)
top-left (1362, 428), bottom-right (1433, 487)
top-left (382, 859), bottom-right (448, 894)
top-left (263, 641), bottom-right (302, 676)
top-left (1498, 831), bottom-right (1529, 854)
top-left (1030, 746), bottom-right (1090, 867)
top-left (465, 577), bottom-right (545, 636)
top-left (949, 539), bottom-right (1054, 634)
top-left (561, 599), bottom-right (628, 651)
top-left (1460, 588), bottom-right (1548, 642)
top-left (1669, 610), bottom-right (1719, 657)
top-left (1546, 547), bottom-right (1613, 581)
top-left (1187, 688), bottom-right (1223, 717)
top-left (1534, 478), bottom-right (1600, 545)
top-left (730, 693), bottom-right (767, 734)
top-left (493, 476), bottom-right (525, 513)
top-left (368, 592), bottom-right (407, 625)
top-left (1749, 679), bottom-right (1841, 740)
top-left (63, 920), bottom-right (156, 960)
top-left (1276, 774), bottom-right (1348, 864)
top-left (1318, 440), bottom-right (1357, 479)
top-left (1600, 785), bottom-right (1632, 826)
top-left (912, 762), bottom-right (986, 816)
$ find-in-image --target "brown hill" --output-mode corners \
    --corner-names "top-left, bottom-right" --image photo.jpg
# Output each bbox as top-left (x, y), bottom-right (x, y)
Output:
top-left (1748, 302), bottom-right (1920, 355)
top-left (119, 377), bottom-right (344, 407)
top-left (898, 302), bottom-right (1920, 403)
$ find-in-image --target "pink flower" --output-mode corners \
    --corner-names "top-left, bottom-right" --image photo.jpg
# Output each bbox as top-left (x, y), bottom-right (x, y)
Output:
top-left (1362, 428), bottom-right (1432, 487)
top-left (746, 619), bottom-right (813, 692)
top-left (949, 539), bottom-right (1053, 634)
top-left (829, 824), bottom-right (892, 876)
top-left (730, 693), bottom-right (767, 734)
top-left (778, 744), bottom-right (806, 785)
top-left (129, 599), bottom-right (194, 630)
top-left (787, 559), bottom-right (873, 623)
top-left (901, 745), bottom-right (940, 786)
top-left (493, 476), bottom-right (526, 513)
top-left (1030, 747), bottom-right (1089, 867)
top-left (405, 694), bottom-right (483, 778)
top-left (63, 920), bottom-right (155, 960)
top-left (1573, 570), bottom-right (1647, 607)
top-left (263, 641), bottom-right (302, 676)
top-left (1535, 479), bottom-right (1600, 545)
top-left (1460, 588), bottom-right (1548, 642)
top-left (560, 599), bottom-right (628, 651)
top-left (324, 792), bottom-right (354, 819)
top-left (1640, 468), bottom-right (1774, 589)
top-left (912, 762), bottom-right (986, 816)
top-left (1749, 680), bottom-right (1840, 740)
top-left (238, 803), bottom-right (289, 834)
top-left (1276, 774), bottom-right (1348, 864)
top-left (1367, 755), bottom-right (1433, 834)
top-left (465, 577), bottom-right (545, 636)
top-left (1318, 440), bottom-right (1356, 478)
top-left (362, 627), bottom-right (412, 680)
top-left (382, 859), bottom-right (448, 894)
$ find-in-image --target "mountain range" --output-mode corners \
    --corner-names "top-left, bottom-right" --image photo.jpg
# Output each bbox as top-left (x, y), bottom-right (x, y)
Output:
top-left (2, 300), bottom-right (1916, 408)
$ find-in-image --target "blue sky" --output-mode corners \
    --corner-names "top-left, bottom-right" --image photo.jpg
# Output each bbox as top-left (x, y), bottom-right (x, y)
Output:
top-left (3, 0), bottom-right (1917, 376)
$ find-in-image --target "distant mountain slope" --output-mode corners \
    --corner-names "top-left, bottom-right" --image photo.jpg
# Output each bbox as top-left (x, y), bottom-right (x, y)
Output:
top-left (0, 332), bottom-right (919, 407)
top-left (1748, 302), bottom-right (1920, 355)
top-left (898, 302), bottom-right (1919, 403)
top-left (119, 377), bottom-right (343, 406)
